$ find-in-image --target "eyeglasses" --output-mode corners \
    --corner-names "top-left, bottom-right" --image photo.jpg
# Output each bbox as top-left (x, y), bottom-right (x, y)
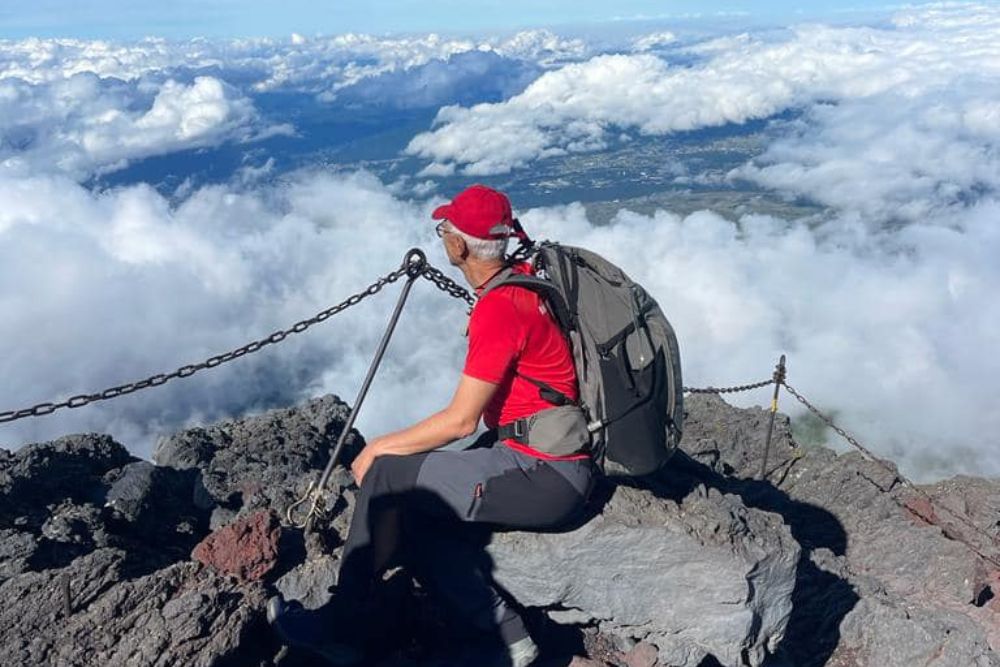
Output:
top-left (435, 222), bottom-right (450, 238)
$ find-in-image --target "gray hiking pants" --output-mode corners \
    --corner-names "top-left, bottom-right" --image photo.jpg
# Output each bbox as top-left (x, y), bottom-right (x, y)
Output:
top-left (337, 439), bottom-right (594, 644)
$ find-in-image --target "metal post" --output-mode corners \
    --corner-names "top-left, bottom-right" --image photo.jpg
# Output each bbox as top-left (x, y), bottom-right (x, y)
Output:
top-left (758, 354), bottom-right (787, 481)
top-left (293, 248), bottom-right (427, 530)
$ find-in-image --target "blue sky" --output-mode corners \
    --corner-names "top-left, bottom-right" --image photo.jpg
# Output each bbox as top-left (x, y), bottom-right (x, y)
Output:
top-left (0, 0), bottom-right (905, 39)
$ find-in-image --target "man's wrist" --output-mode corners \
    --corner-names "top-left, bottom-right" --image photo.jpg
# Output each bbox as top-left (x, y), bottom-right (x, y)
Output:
top-left (368, 436), bottom-right (391, 456)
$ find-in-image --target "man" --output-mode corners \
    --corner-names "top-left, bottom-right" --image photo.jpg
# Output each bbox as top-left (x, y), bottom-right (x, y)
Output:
top-left (269, 184), bottom-right (594, 666)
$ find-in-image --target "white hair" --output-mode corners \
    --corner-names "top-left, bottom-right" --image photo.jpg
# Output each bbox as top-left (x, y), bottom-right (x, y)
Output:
top-left (444, 221), bottom-right (509, 261)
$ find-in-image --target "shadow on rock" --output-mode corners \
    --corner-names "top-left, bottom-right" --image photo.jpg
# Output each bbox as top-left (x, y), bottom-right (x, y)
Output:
top-left (632, 450), bottom-right (860, 667)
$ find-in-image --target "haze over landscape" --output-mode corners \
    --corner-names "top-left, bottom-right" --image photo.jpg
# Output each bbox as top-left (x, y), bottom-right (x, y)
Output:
top-left (2, 2), bottom-right (999, 481)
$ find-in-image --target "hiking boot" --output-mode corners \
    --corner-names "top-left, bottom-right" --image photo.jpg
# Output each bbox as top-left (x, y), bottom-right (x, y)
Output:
top-left (266, 594), bottom-right (365, 666)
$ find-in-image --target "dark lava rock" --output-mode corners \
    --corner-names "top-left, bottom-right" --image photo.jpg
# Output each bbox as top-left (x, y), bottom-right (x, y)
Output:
top-left (0, 433), bottom-right (135, 529)
top-left (103, 460), bottom-right (208, 555)
top-left (0, 547), bottom-right (271, 667)
top-left (153, 394), bottom-right (359, 524)
top-left (0, 528), bottom-right (38, 580)
top-left (2, 391), bottom-right (998, 667)
top-left (682, 393), bottom-right (1000, 667)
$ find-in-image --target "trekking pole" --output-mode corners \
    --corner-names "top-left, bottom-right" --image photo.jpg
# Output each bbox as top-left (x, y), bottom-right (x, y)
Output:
top-left (758, 354), bottom-right (787, 481)
top-left (287, 248), bottom-right (428, 530)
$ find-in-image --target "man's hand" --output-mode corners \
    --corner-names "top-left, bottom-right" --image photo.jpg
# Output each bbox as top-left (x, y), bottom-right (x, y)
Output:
top-left (351, 438), bottom-right (384, 486)
top-left (348, 375), bottom-right (498, 485)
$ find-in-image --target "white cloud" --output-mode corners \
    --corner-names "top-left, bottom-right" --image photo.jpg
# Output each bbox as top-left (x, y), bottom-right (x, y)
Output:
top-left (0, 169), bottom-right (468, 459)
top-left (406, 3), bottom-right (1000, 176)
top-left (0, 74), bottom-right (284, 179)
top-left (0, 30), bottom-right (588, 94)
top-left (733, 85), bottom-right (1000, 223)
top-left (632, 31), bottom-right (678, 51)
top-left (329, 50), bottom-right (541, 110)
top-left (0, 29), bottom-right (588, 180)
top-left (521, 199), bottom-right (1000, 481)
top-left (0, 37), bottom-right (217, 84)
top-left (2, 169), bottom-right (999, 482)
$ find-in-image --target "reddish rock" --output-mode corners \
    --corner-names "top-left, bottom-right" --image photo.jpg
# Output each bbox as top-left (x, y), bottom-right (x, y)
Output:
top-left (625, 641), bottom-right (659, 667)
top-left (902, 493), bottom-right (939, 526)
top-left (192, 509), bottom-right (281, 581)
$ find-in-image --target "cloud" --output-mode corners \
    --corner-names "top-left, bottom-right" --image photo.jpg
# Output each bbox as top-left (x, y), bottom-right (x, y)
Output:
top-left (0, 29), bottom-right (586, 180)
top-left (733, 84), bottom-right (1000, 223)
top-left (0, 37), bottom-right (215, 84)
top-left (2, 169), bottom-right (999, 482)
top-left (521, 199), bottom-right (1000, 481)
top-left (0, 73), bottom-right (284, 179)
top-left (274, 30), bottom-right (587, 97)
top-left (0, 169), bottom-right (468, 459)
top-left (0, 30), bottom-right (588, 94)
top-left (330, 50), bottom-right (541, 110)
top-left (405, 3), bottom-right (1000, 176)
top-left (632, 31), bottom-right (678, 51)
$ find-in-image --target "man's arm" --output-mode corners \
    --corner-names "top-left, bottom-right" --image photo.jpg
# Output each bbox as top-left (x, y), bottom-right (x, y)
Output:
top-left (350, 374), bottom-right (498, 483)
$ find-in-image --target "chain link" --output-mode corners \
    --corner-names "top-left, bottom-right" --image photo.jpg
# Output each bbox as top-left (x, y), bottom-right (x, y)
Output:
top-left (0, 266), bottom-right (410, 425)
top-left (684, 379), bottom-right (774, 394)
top-left (781, 381), bottom-right (882, 462)
top-left (419, 265), bottom-right (476, 308)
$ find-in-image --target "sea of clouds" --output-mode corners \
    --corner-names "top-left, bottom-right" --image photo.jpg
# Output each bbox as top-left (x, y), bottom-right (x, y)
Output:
top-left (2, 4), bottom-right (998, 480)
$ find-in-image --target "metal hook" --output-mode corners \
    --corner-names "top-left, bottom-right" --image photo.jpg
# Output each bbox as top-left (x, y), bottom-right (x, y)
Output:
top-left (403, 248), bottom-right (427, 277)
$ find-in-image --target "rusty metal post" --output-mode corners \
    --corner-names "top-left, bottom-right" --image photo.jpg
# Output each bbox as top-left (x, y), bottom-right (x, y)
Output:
top-left (758, 355), bottom-right (787, 481)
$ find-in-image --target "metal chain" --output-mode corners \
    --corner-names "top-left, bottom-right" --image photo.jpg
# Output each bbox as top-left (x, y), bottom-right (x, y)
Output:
top-left (684, 379), bottom-right (774, 394)
top-left (419, 265), bottom-right (476, 307)
top-left (781, 381), bottom-right (882, 463)
top-left (0, 266), bottom-right (410, 425)
top-left (782, 379), bottom-right (1000, 567)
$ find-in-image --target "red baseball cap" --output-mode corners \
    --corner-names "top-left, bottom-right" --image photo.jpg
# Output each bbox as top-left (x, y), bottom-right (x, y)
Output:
top-left (431, 184), bottom-right (514, 240)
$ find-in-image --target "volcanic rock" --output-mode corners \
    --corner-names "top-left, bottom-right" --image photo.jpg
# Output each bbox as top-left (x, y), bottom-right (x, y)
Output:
top-left (2, 391), bottom-right (999, 667)
top-left (103, 460), bottom-right (208, 555)
top-left (0, 433), bottom-right (135, 529)
top-left (624, 641), bottom-right (660, 667)
top-left (0, 528), bottom-right (38, 579)
top-left (192, 509), bottom-right (282, 582)
top-left (682, 393), bottom-right (1000, 667)
top-left (0, 547), bottom-right (270, 667)
top-left (153, 394), bottom-right (359, 525)
top-left (488, 481), bottom-right (798, 666)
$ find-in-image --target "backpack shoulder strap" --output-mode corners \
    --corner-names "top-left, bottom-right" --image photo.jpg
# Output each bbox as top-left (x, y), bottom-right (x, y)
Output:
top-left (479, 273), bottom-right (573, 331)
top-left (477, 267), bottom-right (578, 409)
top-left (478, 270), bottom-right (545, 300)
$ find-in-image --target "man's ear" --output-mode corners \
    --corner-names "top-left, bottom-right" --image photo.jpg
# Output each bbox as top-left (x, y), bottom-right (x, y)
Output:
top-left (446, 232), bottom-right (468, 260)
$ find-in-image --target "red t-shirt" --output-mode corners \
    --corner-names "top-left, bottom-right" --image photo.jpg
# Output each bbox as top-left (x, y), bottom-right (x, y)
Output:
top-left (463, 263), bottom-right (589, 461)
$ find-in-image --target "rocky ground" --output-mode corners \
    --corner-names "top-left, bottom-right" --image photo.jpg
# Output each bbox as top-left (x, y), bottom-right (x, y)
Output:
top-left (2, 393), bottom-right (998, 666)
